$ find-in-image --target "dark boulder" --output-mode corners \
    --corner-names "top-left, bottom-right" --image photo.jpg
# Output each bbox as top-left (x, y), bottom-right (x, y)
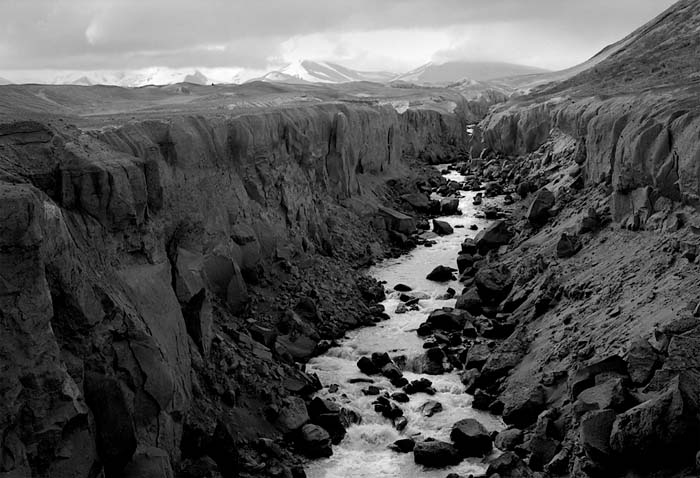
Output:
top-left (502, 385), bottom-right (547, 428)
top-left (570, 355), bottom-right (628, 399)
top-left (556, 233), bottom-right (581, 259)
top-left (516, 181), bottom-right (531, 198)
top-left (480, 330), bottom-right (530, 384)
top-left (574, 378), bottom-right (631, 417)
top-left (389, 438), bottom-right (415, 453)
top-left (455, 288), bottom-right (483, 316)
top-left (485, 452), bottom-right (533, 477)
top-left (626, 337), bottom-right (660, 386)
top-left (381, 363), bottom-right (403, 381)
top-left (404, 378), bottom-right (434, 395)
top-left (275, 397), bottom-right (310, 433)
top-left (84, 373), bottom-right (137, 474)
top-left (426, 309), bottom-right (465, 331)
top-left (475, 265), bottom-right (514, 304)
top-left (433, 220), bottom-right (454, 236)
top-left (527, 188), bottom-right (555, 224)
top-left (580, 409), bottom-right (616, 463)
top-left (461, 238), bottom-right (478, 255)
top-left (494, 428), bottom-right (523, 451)
top-left (474, 220), bottom-right (512, 252)
top-left (402, 193), bottom-right (432, 211)
top-left (426, 265), bottom-right (456, 282)
top-left (460, 368), bottom-right (480, 393)
top-left (298, 424), bottom-right (333, 458)
top-left (440, 198), bottom-right (460, 215)
top-left (371, 352), bottom-right (392, 369)
top-left (450, 418), bottom-right (492, 457)
top-left (413, 440), bottom-right (462, 467)
top-left (578, 208), bottom-right (601, 234)
top-left (456, 254), bottom-right (474, 274)
top-left (357, 356), bottom-right (379, 375)
top-left (416, 348), bottom-right (446, 375)
top-left (610, 377), bottom-right (699, 465)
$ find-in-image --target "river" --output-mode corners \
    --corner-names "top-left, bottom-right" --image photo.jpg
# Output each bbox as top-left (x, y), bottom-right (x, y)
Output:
top-left (306, 168), bottom-right (505, 478)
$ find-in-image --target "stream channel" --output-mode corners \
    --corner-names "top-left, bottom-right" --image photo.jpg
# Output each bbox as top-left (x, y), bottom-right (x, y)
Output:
top-left (306, 168), bottom-right (506, 478)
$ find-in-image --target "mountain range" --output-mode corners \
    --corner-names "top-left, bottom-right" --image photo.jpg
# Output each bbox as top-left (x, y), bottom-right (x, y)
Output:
top-left (0, 60), bottom-right (551, 88)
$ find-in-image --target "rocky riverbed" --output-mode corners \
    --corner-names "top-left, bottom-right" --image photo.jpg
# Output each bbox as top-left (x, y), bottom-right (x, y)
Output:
top-left (305, 169), bottom-right (504, 478)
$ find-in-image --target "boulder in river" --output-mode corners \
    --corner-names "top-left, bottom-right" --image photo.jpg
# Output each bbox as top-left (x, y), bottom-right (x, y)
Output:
top-left (416, 348), bottom-right (446, 375)
top-left (389, 438), bottom-right (415, 453)
top-left (440, 198), bottom-right (460, 215)
top-left (450, 418), bottom-right (492, 457)
top-left (381, 363), bottom-right (403, 381)
top-left (413, 440), bottom-right (462, 467)
top-left (371, 352), bottom-right (392, 369)
top-left (426, 265), bottom-right (456, 282)
top-left (357, 356), bottom-right (379, 375)
top-left (433, 219), bottom-right (454, 236)
top-left (404, 378), bottom-right (434, 395)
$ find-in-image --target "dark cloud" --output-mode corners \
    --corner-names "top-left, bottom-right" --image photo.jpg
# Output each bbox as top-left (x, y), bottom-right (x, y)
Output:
top-left (0, 0), bottom-right (679, 70)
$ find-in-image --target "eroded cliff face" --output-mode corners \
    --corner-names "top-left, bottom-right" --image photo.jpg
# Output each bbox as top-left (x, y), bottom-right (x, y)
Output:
top-left (479, 91), bottom-right (700, 224)
top-left (0, 102), bottom-right (469, 477)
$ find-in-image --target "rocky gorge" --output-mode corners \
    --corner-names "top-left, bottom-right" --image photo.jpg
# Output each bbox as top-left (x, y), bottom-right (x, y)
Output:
top-left (3, 1), bottom-right (700, 477)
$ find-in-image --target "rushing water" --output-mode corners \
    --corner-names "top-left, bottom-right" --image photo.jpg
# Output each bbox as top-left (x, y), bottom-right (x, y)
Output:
top-left (306, 169), bottom-right (505, 478)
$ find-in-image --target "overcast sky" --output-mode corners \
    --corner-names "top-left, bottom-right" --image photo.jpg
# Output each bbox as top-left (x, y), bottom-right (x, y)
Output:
top-left (0, 0), bottom-right (678, 82)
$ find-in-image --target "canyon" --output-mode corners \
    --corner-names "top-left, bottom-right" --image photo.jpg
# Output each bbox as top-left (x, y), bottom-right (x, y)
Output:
top-left (2, 1), bottom-right (700, 477)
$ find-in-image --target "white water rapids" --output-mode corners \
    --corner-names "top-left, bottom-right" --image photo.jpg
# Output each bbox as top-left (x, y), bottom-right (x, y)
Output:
top-left (306, 169), bottom-right (505, 478)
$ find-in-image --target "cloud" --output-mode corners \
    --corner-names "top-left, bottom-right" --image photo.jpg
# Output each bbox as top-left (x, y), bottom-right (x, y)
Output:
top-left (0, 0), bottom-right (679, 74)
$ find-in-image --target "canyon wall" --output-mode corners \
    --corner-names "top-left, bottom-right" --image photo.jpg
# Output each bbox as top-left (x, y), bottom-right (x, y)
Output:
top-left (479, 91), bottom-right (700, 223)
top-left (0, 101), bottom-right (470, 477)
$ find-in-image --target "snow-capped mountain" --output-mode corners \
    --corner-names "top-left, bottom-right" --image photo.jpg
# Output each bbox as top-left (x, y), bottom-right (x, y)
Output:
top-left (255, 60), bottom-right (396, 84)
top-left (393, 61), bottom-right (549, 85)
top-left (48, 68), bottom-right (216, 87)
